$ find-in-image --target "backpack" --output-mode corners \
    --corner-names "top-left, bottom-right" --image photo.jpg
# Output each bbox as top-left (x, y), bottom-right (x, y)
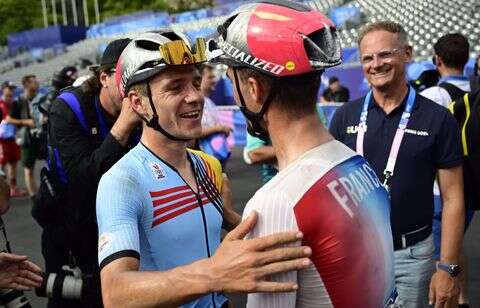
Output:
top-left (447, 89), bottom-right (480, 210)
top-left (470, 75), bottom-right (480, 94)
top-left (438, 82), bottom-right (468, 101)
top-left (32, 89), bottom-right (108, 227)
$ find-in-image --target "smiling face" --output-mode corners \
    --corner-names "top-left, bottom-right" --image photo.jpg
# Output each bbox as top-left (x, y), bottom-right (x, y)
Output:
top-left (359, 30), bottom-right (411, 92)
top-left (136, 65), bottom-right (204, 140)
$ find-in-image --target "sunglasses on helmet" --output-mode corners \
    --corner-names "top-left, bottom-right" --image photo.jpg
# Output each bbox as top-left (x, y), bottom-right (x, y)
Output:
top-left (159, 38), bottom-right (207, 65)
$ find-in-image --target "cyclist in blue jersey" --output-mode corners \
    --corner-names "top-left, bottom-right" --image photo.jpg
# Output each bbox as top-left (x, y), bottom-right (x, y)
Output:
top-left (96, 30), bottom-right (313, 308)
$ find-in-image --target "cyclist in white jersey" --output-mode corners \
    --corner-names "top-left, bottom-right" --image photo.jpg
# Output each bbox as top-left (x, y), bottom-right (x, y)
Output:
top-left (213, 1), bottom-right (397, 307)
top-left (96, 30), bottom-right (314, 308)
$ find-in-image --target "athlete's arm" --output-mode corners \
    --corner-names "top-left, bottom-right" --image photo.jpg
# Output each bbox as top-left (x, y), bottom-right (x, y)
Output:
top-left (429, 166), bottom-right (464, 307)
top-left (244, 134), bottom-right (276, 165)
top-left (247, 146), bottom-right (276, 165)
top-left (100, 212), bottom-right (311, 308)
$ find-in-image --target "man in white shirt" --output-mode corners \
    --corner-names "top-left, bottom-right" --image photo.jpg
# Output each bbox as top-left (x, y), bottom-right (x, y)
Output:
top-left (420, 33), bottom-right (472, 308)
top-left (421, 33), bottom-right (470, 107)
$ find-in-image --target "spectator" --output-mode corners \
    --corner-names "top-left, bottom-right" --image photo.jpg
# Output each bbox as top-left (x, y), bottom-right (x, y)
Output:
top-left (421, 33), bottom-right (470, 107)
top-left (34, 38), bottom-right (136, 308)
top-left (6, 75), bottom-right (39, 198)
top-left (0, 82), bottom-right (26, 197)
top-left (321, 76), bottom-right (350, 102)
top-left (32, 65), bottom-right (78, 129)
top-left (421, 33), bottom-right (473, 308)
top-left (330, 21), bottom-right (465, 308)
top-left (196, 64), bottom-right (232, 165)
top-left (31, 66), bottom-right (79, 160)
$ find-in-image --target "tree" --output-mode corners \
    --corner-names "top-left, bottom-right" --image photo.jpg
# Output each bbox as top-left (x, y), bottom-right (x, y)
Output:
top-left (0, 0), bottom-right (44, 45)
top-left (0, 0), bottom-right (216, 45)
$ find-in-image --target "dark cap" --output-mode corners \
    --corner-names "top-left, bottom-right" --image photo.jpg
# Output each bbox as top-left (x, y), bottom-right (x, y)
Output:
top-left (329, 76), bottom-right (339, 85)
top-left (52, 66), bottom-right (78, 89)
top-left (1, 81), bottom-right (16, 90)
top-left (99, 38), bottom-right (131, 71)
top-left (59, 66), bottom-right (78, 79)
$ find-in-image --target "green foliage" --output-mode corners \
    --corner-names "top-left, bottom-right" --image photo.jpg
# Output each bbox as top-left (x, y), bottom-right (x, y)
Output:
top-left (0, 0), bottom-right (44, 45)
top-left (0, 0), bottom-right (215, 45)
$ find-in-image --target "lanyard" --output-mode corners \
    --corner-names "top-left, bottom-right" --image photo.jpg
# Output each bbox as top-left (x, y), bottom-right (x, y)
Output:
top-left (356, 86), bottom-right (416, 192)
top-left (94, 96), bottom-right (109, 140)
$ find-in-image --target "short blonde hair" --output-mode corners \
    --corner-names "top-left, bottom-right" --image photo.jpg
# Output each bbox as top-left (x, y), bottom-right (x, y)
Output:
top-left (357, 21), bottom-right (408, 46)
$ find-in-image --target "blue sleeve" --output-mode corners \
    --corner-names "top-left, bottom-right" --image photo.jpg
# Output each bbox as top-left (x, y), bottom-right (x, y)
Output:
top-left (96, 168), bottom-right (142, 269)
top-left (329, 105), bottom-right (346, 142)
top-left (434, 111), bottom-right (463, 169)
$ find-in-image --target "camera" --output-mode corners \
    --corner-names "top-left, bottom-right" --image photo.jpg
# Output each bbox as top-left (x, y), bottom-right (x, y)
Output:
top-left (36, 265), bottom-right (88, 300)
top-left (0, 289), bottom-right (32, 308)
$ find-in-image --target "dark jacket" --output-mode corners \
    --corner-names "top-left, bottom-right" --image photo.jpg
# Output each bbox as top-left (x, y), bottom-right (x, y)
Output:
top-left (48, 86), bottom-right (129, 271)
top-left (449, 89), bottom-right (480, 210)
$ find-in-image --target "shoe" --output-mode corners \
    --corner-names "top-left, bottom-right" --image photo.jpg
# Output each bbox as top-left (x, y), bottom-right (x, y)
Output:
top-left (10, 187), bottom-right (28, 198)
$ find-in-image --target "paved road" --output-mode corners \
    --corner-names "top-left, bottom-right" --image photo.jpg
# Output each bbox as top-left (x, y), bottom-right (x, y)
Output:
top-left (2, 149), bottom-right (479, 307)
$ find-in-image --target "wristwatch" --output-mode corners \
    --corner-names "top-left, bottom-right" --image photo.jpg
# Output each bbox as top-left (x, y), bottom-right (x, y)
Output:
top-left (437, 263), bottom-right (462, 277)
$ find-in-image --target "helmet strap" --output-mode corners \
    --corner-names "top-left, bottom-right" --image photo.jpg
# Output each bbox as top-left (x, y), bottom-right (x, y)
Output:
top-left (137, 81), bottom-right (191, 142)
top-left (232, 68), bottom-right (274, 141)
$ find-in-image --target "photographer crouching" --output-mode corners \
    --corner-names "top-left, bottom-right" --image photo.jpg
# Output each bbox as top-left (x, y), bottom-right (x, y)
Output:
top-left (32, 38), bottom-right (140, 308)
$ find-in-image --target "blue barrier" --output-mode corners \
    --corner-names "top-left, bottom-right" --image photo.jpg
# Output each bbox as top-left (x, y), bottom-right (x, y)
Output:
top-left (8, 26), bottom-right (86, 55)
top-left (329, 5), bottom-right (362, 28)
top-left (87, 13), bottom-right (170, 38)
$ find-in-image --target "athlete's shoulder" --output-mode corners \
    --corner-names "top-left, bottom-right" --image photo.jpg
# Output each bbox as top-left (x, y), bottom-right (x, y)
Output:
top-left (188, 149), bottom-right (223, 189)
top-left (244, 141), bottom-right (356, 218)
top-left (101, 144), bottom-right (145, 184)
top-left (265, 140), bottom-right (356, 196)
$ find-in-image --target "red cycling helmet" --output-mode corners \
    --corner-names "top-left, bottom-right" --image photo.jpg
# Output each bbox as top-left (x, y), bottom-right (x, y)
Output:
top-left (212, 0), bottom-right (342, 140)
top-left (214, 0), bottom-right (342, 77)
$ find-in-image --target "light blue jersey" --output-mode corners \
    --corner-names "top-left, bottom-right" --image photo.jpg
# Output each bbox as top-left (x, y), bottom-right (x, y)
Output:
top-left (97, 142), bottom-right (227, 308)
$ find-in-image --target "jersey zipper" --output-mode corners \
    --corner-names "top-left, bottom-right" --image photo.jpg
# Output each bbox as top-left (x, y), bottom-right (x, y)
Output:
top-left (191, 155), bottom-right (216, 308)
top-left (194, 182), bottom-right (217, 308)
top-left (143, 147), bottom-right (218, 307)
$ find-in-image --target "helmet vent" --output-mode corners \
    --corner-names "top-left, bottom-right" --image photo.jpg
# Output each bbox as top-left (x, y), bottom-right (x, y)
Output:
top-left (136, 39), bottom-right (160, 51)
top-left (303, 26), bottom-right (341, 67)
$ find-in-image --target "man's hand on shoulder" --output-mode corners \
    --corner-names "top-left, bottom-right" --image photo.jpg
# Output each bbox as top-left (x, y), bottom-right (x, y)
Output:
top-left (208, 211), bottom-right (311, 294)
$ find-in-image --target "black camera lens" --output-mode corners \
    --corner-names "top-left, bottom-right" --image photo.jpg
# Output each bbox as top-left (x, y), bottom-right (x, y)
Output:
top-left (36, 272), bottom-right (83, 300)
